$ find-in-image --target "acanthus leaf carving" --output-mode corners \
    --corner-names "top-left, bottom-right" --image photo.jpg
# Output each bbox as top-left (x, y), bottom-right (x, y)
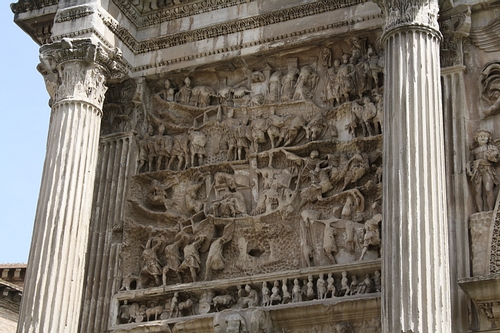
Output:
top-left (38, 37), bottom-right (128, 109)
top-left (373, 0), bottom-right (440, 35)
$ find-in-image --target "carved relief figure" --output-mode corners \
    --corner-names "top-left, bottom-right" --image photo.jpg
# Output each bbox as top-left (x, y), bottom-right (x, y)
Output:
top-left (327, 273), bottom-right (336, 298)
top-left (179, 237), bottom-right (204, 282)
top-left (189, 130), bottom-right (207, 166)
top-left (340, 271), bottom-right (350, 296)
top-left (159, 79), bottom-right (175, 102)
top-left (140, 237), bottom-right (164, 287)
top-left (238, 284), bottom-right (259, 308)
top-left (190, 85), bottom-right (216, 108)
top-left (168, 134), bottom-right (190, 170)
top-left (212, 190), bottom-right (247, 218)
top-left (175, 76), bottom-right (192, 105)
top-left (338, 53), bottom-right (355, 103)
top-left (292, 279), bottom-right (302, 303)
top-left (249, 71), bottom-right (267, 106)
top-left (185, 175), bottom-right (205, 215)
top-left (270, 280), bottom-right (281, 305)
top-left (226, 313), bottom-right (248, 333)
top-left (293, 65), bottom-right (316, 101)
top-left (213, 294), bottom-right (236, 312)
top-left (265, 71), bottom-right (282, 104)
top-left (467, 129), bottom-right (500, 212)
top-left (322, 59), bottom-right (341, 107)
top-left (281, 68), bottom-right (299, 102)
top-left (261, 281), bottom-right (271, 306)
top-left (162, 238), bottom-right (183, 285)
top-left (205, 221), bottom-right (234, 278)
top-left (155, 124), bottom-right (174, 170)
top-left (359, 214), bottom-right (382, 260)
top-left (317, 273), bottom-right (326, 299)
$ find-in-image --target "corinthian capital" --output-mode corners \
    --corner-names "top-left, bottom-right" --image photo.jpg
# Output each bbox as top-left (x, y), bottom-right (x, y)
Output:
top-left (38, 37), bottom-right (128, 110)
top-left (374, 0), bottom-right (440, 36)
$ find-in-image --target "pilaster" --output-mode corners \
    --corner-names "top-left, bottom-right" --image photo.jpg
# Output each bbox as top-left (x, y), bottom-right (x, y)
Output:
top-left (374, 0), bottom-right (453, 332)
top-left (440, 10), bottom-right (473, 332)
top-left (17, 38), bottom-right (126, 333)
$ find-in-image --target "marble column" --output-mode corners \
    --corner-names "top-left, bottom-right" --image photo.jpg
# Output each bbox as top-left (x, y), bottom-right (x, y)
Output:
top-left (16, 38), bottom-right (126, 333)
top-left (374, 1), bottom-right (453, 332)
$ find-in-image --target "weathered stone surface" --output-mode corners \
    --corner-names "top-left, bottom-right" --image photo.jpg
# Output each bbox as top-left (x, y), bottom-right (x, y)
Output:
top-left (10, 0), bottom-right (500, 333)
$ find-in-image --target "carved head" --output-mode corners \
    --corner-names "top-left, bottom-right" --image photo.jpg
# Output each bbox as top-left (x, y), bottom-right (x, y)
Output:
top-left (474, 129), bottom-right (492, 146)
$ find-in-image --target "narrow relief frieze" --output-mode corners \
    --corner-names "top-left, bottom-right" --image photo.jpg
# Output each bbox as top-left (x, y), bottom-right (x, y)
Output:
top-left (10, 0), bottom-right (59, 14)
top-left (108, 39), bottom-right (384, 331)
top-left (98, 8), bottom-right (381, 59)
top-left (54, 4), bottom-right (95, 23)
top-left (113, 0), bottom-right (367, 29)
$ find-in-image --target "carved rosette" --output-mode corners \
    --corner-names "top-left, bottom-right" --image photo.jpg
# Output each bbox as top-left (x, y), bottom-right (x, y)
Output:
top-left (374, 0), bottom-right (440, 37)
top-left (38, 38), bottom-right (127, 111)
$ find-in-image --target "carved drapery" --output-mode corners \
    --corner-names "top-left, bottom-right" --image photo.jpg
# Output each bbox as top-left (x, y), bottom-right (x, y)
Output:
top-left (16, 38), bottom-right (126, 333)
top-left (376, 1), bottom-right (452, 332)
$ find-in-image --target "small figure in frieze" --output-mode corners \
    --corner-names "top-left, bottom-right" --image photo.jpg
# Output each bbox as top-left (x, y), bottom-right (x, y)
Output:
top-left (306, 275), bottom-right (315, 300)
top-left (270, 280), bottom-right (281, 305)
top-left (261, 281), bottom-right (271, 306)
top-left (292, 278), bottom-right (303, 303)
top-left (327, 273), bottom-right (336, 298)
top-left (340, 271), bottom-right (350, 296)
top-left (317, 273), bottom-right (326, 300)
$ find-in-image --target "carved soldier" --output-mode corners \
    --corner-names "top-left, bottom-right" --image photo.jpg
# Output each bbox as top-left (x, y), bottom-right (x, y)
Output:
top-left (159, 79), bottom-right (175, 102)
top-left (175, 76), bottom-right (192, 105)
top-left (359, 214), bottom-right (382, 261)
top-left (179, 237), bottom-right (204, 282)
top-left (338, 53), bottom-right (355, 103)
top-left (140, 237), bottom-right (163, 287)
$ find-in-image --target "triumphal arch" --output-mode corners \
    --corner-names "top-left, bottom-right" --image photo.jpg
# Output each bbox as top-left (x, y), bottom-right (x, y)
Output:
top-left (10, 0), bottom-right (500, 332)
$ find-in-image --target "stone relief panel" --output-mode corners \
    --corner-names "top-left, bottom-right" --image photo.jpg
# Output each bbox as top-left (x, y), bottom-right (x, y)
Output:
top-left (111, 37), bottom-right (384, 330)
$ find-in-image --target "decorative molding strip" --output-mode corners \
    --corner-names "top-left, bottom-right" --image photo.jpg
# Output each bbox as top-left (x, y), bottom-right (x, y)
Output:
top-left (11, 0), bottom-right (59, 14)
top-left (99, 0), bottom-right (371, 55)
top-left (113, 0), bottom-right (256, 28)
top-left (55, 4), bottom-right (95, 23)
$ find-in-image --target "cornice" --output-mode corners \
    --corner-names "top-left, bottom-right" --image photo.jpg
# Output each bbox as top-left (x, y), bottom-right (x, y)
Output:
top-left (10, 0), bottom-right (59, 14)
top-left (98, 0), bottom-right (370, 55)
top-left (113, 0), bottom-right (256, 29)
top-left (53, 11), bottom-right (381, 73)
top-left (54, 4), bottom-right (95, 23)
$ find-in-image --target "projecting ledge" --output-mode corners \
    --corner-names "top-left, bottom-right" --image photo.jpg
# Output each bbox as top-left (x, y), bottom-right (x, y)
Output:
top-left (459, 274), bottom-right (500, 329)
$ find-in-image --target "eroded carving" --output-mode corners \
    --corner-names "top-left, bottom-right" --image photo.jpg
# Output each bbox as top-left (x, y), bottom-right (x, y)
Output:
top-left (467, 129), bottom-right (500, 212)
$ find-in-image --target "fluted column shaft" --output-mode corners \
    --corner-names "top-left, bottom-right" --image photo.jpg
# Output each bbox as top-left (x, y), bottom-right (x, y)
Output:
top-left (376, 1), bottom-right (452, 332)
top-left (17, 38), bottom-right (126, 333)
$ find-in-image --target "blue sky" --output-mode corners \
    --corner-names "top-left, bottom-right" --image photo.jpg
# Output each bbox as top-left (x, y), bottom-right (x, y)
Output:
top-left (0, 5), bottom-right (50, 263)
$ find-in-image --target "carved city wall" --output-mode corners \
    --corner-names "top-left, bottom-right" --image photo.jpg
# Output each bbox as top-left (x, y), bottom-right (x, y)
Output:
top-left (100, 36), bottom-right (384, 333)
